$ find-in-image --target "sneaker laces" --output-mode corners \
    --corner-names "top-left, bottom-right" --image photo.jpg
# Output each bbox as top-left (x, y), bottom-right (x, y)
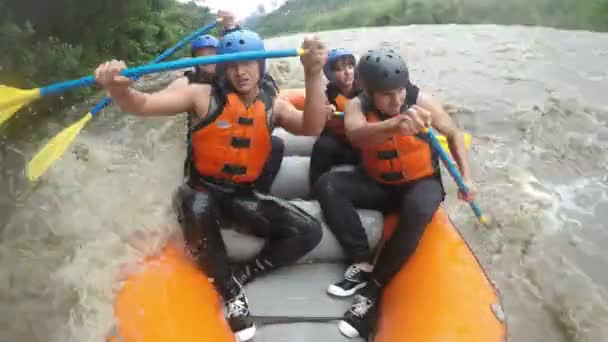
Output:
top-left (227, 294), bottom-right (249, 318)
top-left (350, 295), bottom-right (374, 318)
top-left (344, 264), bottom-right (363, 281)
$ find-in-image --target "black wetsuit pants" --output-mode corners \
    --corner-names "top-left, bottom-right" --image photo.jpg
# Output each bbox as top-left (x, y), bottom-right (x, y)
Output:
top-left (174, 182), bottom-right (322, 299)
top-left (255, 135), bottom-right (285, 193)
top-left (313, 168), bottom-right (444, 290)
top-left (309, 132), bottom-right (358, 189)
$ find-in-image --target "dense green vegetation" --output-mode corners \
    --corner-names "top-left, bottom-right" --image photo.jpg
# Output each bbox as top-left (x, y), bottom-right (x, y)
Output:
top-left (0, 0), bottom-right (215, 115)
top-left (252, 0), bottom-right (608, 37)
top-left (2, 0), bottom-right (608, 117)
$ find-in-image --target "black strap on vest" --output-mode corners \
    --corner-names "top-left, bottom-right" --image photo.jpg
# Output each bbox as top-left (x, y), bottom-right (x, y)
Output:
top-left (186, 75), bottom-right (278, 187)
top-left (190, 75), bottom-right (277, 132)
top-left (325, 83), bottom-right (362, 107)
top-left (323, 83), bottom-right (362, 138)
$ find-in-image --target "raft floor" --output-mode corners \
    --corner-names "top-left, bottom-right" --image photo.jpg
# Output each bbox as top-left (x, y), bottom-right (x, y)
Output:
top-left (246, 263), bottom-right (355, 342)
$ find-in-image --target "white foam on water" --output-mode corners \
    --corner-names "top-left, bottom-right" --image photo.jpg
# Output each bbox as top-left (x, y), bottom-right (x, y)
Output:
top-left (1, 117), bottom-right (186, 341)
top-left (2, 25), bottom-right (608, 342)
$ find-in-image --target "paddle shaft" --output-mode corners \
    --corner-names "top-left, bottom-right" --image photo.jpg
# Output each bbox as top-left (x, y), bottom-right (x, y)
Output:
top-left (153, 20), bottom-right (219, 64)
top-left (39, 48), bottom-right (302, 97)
top-left (88, 20), bottom-right (219, 116)
top-left (423, 128), bottom-right (485, 221)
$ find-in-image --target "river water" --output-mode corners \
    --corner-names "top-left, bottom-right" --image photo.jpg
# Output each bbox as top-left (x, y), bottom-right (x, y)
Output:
top-left (1, 25), bottom-right (607, 342)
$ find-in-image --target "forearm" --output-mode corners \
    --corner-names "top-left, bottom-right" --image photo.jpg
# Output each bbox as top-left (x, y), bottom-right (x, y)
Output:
top-left (301, 73), bottom-right (327, 135)
top-left (108, 86), bottom-right (190, 117)
top-left (109, 87), bottom-right (149, 115)
top-left (347, 120), bottom-right (396, 146)
top-left (446, 130), bottom-right (471, 180)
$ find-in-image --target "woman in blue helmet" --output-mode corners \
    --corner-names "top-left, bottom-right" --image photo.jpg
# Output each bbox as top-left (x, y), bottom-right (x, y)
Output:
top-left (94, 13), bottom-right (329, 341)
top-left (308, 48), bottom-right (362, 188)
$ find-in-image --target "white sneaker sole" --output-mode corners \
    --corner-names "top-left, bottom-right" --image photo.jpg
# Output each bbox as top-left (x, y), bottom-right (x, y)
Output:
top-left (235, 324), bottom-right (256, 342)
top-left (327, 282), bottom-right (367, 297)
top-left (338, 320), bottom-right (360, 339)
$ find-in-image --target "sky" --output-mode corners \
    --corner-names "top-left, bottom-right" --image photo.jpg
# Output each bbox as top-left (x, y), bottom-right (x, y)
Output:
top-left (181, 0), bottom-right (287, 20)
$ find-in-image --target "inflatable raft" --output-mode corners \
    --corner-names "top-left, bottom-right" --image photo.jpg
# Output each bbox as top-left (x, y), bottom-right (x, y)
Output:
top-left (109, 92), bottom-right (505, 342)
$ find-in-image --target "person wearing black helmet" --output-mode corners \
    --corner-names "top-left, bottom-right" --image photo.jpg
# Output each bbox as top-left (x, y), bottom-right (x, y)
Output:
top-left (308, 48), bottom-right (362, 188)
top-left (313, 48), bottom-right (476, 339)
top-left (94, 12), bottom-right (329, 341)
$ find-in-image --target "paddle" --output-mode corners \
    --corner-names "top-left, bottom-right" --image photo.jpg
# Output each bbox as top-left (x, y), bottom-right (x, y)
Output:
top-left (0, 48), bottom-right (304, 118)
top-left (423, 127), bottom-right (489, 225)
top-left (25, 19), bottom-right (221, 182)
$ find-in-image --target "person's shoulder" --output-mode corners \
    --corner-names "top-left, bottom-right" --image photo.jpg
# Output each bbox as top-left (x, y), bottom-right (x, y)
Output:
top-left (272, 94), bottom-right (294, 113)
top-left (417, 90), bottom-right (436, 105)
top-left (348, 94), bottom-right (363, 108)
top-left (188, 82), bottom-right (212, 94)
top-left (167, 76), bottom-right (189, 89)
top-left (416, 90), bottom-right (446, 114)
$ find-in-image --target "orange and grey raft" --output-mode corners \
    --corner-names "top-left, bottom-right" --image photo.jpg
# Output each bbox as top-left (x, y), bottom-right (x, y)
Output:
top-left (109, 93), bottom-right (505, 342)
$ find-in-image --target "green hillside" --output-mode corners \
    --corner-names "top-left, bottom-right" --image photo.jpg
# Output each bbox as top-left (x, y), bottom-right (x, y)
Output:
top-left (252, 0), bottom-right (608, 37)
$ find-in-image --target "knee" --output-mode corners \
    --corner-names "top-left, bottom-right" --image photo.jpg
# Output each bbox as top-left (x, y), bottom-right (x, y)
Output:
top-left (311, 172), bottom-right (338, 200)
top-left (271, 135), bottom-right (285, 155)
top-left (298, 218), bottom-right (323, 252)
top-left (172, 183), bottom-right (195, 224)
top-left (405, 180), bottom-right (444, 217)
top-left (401, 196), bottom-right (439, 229)
top-left (312, 135), bottom-right (336, 156)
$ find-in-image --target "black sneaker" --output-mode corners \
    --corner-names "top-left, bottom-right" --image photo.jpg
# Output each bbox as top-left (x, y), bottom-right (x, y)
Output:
top-left (225, 291), bottom-right (256, 341)
top-left (328, 264), bottom-right (371, 297)
top-left (338, 294), bottom-right (376, 339)
top-left (232, 258), bottom-right (270, 287)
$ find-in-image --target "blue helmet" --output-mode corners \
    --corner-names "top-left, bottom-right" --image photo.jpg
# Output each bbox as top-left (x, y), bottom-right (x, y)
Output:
top-left (217, 29), bottom-right (267, 75)
top-left (324, 48), bottom-right (356, 82)
top-left (191, 34), bottom-right (219, 55)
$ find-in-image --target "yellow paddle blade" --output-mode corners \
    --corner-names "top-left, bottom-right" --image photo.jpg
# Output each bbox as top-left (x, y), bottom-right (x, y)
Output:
top-left (0, 86), bottom-right (41, 126)
top-left (436, 132), bottom-right (472, 153)
top-left (26, 113), bottom-right (93, 182)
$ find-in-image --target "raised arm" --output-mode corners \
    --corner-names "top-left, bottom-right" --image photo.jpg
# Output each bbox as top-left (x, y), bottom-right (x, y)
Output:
top-left (94, 60), bottom-right (197, 116)
top-left (166, 76), bottom-right (189, 90)
top-left (273, 35), bottom-right (329, 136)
top-left (344, 97), bottom-right (403, 145)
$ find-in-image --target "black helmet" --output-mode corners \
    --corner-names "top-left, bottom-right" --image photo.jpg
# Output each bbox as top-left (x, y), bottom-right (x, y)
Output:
top-left (356, 48), bottom-right (410, 93)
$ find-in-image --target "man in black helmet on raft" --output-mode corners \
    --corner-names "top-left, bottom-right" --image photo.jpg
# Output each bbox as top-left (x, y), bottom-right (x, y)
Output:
top-left (313, 48), bottom-right (477, 339)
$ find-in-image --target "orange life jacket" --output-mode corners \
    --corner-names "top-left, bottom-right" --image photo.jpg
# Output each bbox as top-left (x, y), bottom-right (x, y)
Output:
top-left (325, 84), bottom-right (361, 140)
top-left (188, 82), bottom-right (276, 185)
top-left (359, 86), bottom-right (440, 185)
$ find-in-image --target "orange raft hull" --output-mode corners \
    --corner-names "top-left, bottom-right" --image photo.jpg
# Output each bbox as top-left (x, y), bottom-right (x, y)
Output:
top-left (111, 207), bottom-right (505, 342)
top-left (281, 88), bottom-right (307, 111)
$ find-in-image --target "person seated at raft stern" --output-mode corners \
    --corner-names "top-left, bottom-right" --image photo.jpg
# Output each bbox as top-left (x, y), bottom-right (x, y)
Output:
top-left (94, 26), bottom-right (329, 342)
top-left (308, 48), bottom-right (363, 189)
top-left (168, 34), bottom-right (219, 88)
top-left (168, 12), bottom-right (285, 193)
top-left (312, 48), bottom-right (477, 339)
